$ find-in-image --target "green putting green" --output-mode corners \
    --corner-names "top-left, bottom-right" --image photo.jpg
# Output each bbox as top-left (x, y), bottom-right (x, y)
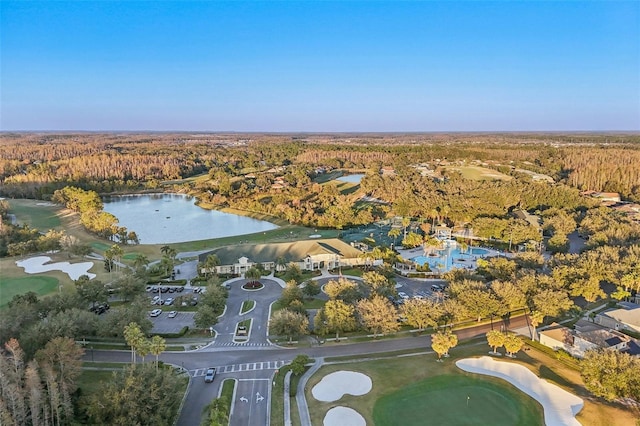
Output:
top-left (373, 374), bottom-right (543, 426)
top-left (0, 276), bottom-right (60, 307)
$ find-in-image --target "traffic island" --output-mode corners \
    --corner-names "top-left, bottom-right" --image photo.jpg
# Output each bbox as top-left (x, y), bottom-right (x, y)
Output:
top-left (242, 281), bottom-right (264, 290)
top-left (233, 319), bottom-right (252, 343)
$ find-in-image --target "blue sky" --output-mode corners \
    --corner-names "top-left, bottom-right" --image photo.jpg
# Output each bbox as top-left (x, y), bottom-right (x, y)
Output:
top-left (1, 1), bottom-right (638, 131)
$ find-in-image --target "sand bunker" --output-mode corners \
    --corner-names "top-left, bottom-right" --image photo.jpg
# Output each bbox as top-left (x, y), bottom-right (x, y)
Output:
top-left (312, 371), bottom-right (372, 402)
top-left (456, 356), bottom-right (583, 426)
top-left (323, 406), bottom-right (366, 426)
top-left (16, 256), bottom-right (96, 280)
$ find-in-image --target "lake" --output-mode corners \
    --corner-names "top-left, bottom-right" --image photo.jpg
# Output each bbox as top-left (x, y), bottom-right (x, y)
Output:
top-left (102, 193), bottom-right (278, 244)
top-left (336, 174), bottom-right (365, 184)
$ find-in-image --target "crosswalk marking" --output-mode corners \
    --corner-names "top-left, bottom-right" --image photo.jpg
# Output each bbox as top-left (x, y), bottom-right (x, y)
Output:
top-left (211, 341), bottom-right (273, 347)
top-left (190, 360), bottom-right (287, 377)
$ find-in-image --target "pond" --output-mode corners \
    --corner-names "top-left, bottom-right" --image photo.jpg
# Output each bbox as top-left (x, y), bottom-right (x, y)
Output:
top-left (102, 193), bottom-right (278, 244)
top-left (336, 174), bottom-right (365, 184)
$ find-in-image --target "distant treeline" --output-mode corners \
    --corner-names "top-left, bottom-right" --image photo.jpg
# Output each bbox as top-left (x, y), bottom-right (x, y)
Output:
top-left (0, 133), bottom-right (639, 201)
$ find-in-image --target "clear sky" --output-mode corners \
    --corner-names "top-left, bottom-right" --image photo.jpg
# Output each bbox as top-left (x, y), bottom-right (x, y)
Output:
top-left (1, 1), bottom-right (639, 132)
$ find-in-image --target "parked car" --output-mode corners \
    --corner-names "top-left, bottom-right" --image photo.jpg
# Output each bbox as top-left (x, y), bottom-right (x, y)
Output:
top-left (204, 368), bottom-right (216, 383)
top-left (398, 292), bottom-right (409, 300)
top-left (177, 286), bottom-right (185, 292)
top-left (168, 311), bottom-right (177, 318)
top-left (431, 285), bottom-right (442, 292)
top-left (150, 309), bottom-right (162, 317)
top-left (164, 297), bottom-right (174, 305)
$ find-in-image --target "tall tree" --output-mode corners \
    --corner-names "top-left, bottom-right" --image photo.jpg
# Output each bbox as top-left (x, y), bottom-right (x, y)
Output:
top-left (503, 334), bottom-right (524, 357)
top-left (269, 309), bottom-right (309, 343)
top-left (149, 335), bottom-right (166, 370)
top-left (74, 275), bottom-right (108, 309)
top-left (581, 350), bottom-right (640, 402)
top-left (486, 330), bottom-right (506, 354)
top-left (400, 299), bottom-right (441, 331)
top-left (123, 322), bottom-right (146, 365)
top-left (431, 331), bottom-right (458, 361)
top-left (356, 295), bottom-right (399, 337)
top-left (324, 277), bottom-right (362, 303)
top-left (87, 364), bottom-right (185, 426)
top-left (320, 300), bottom-right (357, 340)
top-left (362, 271), bottom-right (395, 297)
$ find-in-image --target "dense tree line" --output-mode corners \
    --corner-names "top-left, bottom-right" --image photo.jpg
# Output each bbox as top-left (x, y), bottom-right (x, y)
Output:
top-left (0, 337), bottom-right (84, 426)
top-left (2, 133), bottom-right (640, 202)
top-left (51, 187), bottom-right (138, 243)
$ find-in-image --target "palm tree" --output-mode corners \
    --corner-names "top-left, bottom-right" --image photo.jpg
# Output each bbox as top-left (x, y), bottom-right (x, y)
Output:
top-left (423, 236), bottom-right (441, 256)
top-left (458, 241), bottom-right (469, 258)
top-left (402, 216), bottom-right (411, 239)
top-left (133, 254), bottom-right (149, 270)
top-left (123, 322), bottom-right (145, 365)
top-left (275, 256), bottom-right (288, 273)
top-left (149, 335), bottom-right (166, 370)
top-left (245, 267), bottom-right (262, 281)
top-left (202, 254), bottom-right (220, 278)
top-left (388, 228), bottom-right (401, 247)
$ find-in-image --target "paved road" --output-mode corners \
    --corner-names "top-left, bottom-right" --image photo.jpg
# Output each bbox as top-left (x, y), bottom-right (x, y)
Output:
top-left (210, 279), bottom-right (281, 347)
top-left (85, 314), bottom-right (529, 425)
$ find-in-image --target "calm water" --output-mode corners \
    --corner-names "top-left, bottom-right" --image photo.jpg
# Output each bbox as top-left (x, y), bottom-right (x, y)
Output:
top-left (102, 194), bottom-right (278, 244)
top-left (412, 246), bottom-right (489, 272)
top-left (336, 174), bottom-right (365, 184)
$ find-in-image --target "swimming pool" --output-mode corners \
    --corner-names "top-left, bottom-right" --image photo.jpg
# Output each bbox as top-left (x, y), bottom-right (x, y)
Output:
top-left (412, 247), bottom-right (489, 272)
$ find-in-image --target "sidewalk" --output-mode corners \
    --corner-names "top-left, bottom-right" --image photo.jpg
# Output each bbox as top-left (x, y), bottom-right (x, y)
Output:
top-left (296, 357), bottom-right (324, 426)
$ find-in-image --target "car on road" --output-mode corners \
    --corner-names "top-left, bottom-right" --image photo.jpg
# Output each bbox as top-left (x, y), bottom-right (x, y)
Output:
top-left (168, 310), bottom-right (177, 318)
top-left (204, 368), bottom-right (216, 383)
top-left (164, 297), bottom-right (174, 305)
top-left (398, 292), bottom-right (409, 300)
top-left (150, 309), bottom-right (162, 317)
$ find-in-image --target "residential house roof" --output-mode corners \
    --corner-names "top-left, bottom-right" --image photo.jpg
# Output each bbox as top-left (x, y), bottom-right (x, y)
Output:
top-left (601, 304), bottom-right (640, 328)
top-left (539, 323), bottom-right (574, 345)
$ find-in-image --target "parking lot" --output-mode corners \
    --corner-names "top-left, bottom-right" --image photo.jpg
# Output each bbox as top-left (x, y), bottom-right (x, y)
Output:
top-left (147, 284), bottom-right (201, 334)
top-left (150, 310), bottom-right (195, 334)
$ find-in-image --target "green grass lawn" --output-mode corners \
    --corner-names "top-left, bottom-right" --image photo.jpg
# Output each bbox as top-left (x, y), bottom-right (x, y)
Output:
top-left (445, 165), bottom-right (513, 181)
top-left (240, 300), bottom-right (255, 314)
top-left (7, 199), bottom-right (62, 230)
top-left (373, 374), bottom-right (543, 426)
top-left (307, 341), bottom-right (637, 426)
top-left (0, 275), bottom-right (59, 307)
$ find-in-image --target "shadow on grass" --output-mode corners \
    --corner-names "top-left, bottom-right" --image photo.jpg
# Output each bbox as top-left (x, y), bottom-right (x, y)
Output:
top-left (539, 365), bottom-right (573, 389)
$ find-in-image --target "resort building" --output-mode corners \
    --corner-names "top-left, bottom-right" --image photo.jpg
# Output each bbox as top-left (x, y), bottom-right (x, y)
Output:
top-left (198, 238), bottom-right (366, 275)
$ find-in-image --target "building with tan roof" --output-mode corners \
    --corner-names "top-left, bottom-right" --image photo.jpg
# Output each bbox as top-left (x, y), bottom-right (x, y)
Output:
top-left (198, 238), bottom-right (365, 275)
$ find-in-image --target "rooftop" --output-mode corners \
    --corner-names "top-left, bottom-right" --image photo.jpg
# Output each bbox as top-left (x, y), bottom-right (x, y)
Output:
top-left (199, 238), bottom-right (363, 265)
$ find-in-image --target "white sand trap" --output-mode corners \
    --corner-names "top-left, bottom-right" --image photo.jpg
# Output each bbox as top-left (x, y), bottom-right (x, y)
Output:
top-left (323, 406), bottom-right (366, 426)
top-left (312, 371), bottom-right (372, 402)
top-left (16, 256), bottom-right (96, 280)
top-left (456, 356), bottom-right (583, 426)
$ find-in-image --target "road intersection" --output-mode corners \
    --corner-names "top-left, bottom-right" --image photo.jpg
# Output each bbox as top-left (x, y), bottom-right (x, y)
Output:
top-left (89, 267), bottom-right (531, 425)
top-left (86, 308), bottom-right (529, 426)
